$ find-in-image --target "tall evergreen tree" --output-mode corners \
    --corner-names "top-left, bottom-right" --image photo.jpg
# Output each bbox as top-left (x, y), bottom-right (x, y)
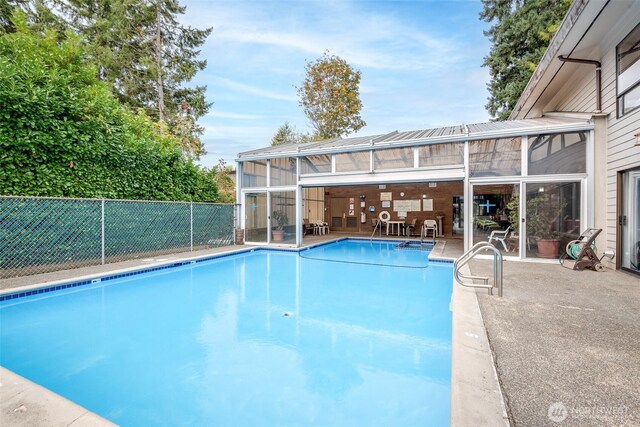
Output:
top-left (20, 0), bottom-right (212, 158)
top-left (271, 121), bottom-right (309, 146)
top-left (480, 0), bottom-right (571, 120)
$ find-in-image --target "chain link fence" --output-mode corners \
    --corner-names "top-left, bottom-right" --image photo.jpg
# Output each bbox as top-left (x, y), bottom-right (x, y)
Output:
top-left (0, 196), bottom-right (236, 279)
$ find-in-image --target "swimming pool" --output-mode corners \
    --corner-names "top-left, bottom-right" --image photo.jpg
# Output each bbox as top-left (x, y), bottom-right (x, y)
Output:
top-left (0, 239), bottom-right (453, 426)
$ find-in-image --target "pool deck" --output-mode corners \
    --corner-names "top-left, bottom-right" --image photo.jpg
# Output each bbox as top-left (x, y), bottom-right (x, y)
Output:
top-left (470, 258), bottom-right (640, 426)
top-left (8, 235), bottom-right (636, 426)
top-left (0, 367), bottom-right (117, 427)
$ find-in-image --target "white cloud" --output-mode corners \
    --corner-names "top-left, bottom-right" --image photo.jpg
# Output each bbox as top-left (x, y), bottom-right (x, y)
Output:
top-left (208, 76), bottom-right (296, 102)
top-left (213, 19), bottom-right (458, 72)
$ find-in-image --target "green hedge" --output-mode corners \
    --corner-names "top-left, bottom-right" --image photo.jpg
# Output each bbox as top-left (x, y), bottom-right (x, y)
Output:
top-left (0, 18), bottom-right (219, 202)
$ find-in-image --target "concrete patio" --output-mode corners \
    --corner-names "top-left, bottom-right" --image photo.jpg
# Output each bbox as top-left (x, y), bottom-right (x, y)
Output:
top-left (470, 258), bottom-right (640, 426)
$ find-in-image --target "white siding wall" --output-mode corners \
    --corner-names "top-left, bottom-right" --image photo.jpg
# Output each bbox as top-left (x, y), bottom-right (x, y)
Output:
top-left (545, 9), bottom-right (640, 267)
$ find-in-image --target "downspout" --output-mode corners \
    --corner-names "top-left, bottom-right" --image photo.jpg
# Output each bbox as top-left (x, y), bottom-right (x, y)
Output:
top-left (557, 55), bottom-right (602, 112)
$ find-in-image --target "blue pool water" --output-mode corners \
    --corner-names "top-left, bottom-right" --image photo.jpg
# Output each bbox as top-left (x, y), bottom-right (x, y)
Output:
top-left (0, 240), bottom-right (453, 426)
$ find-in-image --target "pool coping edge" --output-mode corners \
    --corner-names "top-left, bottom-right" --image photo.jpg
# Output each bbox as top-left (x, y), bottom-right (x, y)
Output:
top-left (0, 366), bottom-right (117, 426)
top-left (450, 263), bottom-right (510, 426)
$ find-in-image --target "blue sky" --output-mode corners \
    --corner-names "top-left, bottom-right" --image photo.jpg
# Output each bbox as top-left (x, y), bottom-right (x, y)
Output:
top-left (181, 0), bottom-right (492, 168)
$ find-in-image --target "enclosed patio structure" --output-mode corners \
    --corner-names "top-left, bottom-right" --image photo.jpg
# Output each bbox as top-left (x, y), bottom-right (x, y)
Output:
top-left (236, 116), bottom-right (596, 261)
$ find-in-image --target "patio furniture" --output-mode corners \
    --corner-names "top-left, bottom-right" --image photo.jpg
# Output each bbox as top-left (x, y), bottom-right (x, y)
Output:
top-left (475, 217), bottom-right (500, 230)
top-left (422, 220), bottom-right (438, 240)
top-left (386, 220), bottom-right (405, 236)
top-left (488, 226), bottom-right (511, 252)
top-left (403, 218), bottom-right (417, 236)
top-left (314, 220), bottom-right (329, 235)
top-left (302, 218), bottom-right (316, 236)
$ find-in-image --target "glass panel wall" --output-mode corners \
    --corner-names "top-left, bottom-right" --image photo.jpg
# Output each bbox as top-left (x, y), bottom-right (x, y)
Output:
top-left (374, 147), bottom-right (414, 170)
top-left (419, 142), bottom-right (464, 167)
top-left (270, 157), bottom-right (296, 186)
top-left (335, 151), bottom-right (370, 172)
top-left (301, 155), bottom-right (332, 174)
top-left (528, 132), bottom-right (586, 175)
top-left (472, 184), bottom-right (520, 256)
top-left (621, 170), bottom-right (640, 273)
top-left (270, 191), bottom-right (297, 244)
top-left (242, 160), bottom-right (267, 188)
top-left (244, 192), bottom-right (268, 242)
top-left (525, 182), bottom-right (581, 259)
top-left (469, 137), bottom-right (521, 177)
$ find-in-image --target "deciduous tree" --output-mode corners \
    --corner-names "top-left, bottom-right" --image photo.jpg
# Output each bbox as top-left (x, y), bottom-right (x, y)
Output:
top-left (297, 53), bottom-right (366, 140)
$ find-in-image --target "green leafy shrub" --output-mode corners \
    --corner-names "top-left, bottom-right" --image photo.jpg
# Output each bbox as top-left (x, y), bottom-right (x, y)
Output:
top-left (0, 15), bottom-right (219, 202)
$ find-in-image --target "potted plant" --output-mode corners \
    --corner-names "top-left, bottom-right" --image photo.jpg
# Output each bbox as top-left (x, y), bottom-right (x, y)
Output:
top-left (526, 194), bottom-right (566, 258)
top-left (271, 209), bottom-right (288, 242)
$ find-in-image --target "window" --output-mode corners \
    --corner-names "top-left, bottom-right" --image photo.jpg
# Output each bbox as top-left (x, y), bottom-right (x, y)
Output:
top-left (374, 147), bottom-right (414, 170)
top-left (528, 132), bottom-right (586, 175)
top-left (419, 142), bottom-right (464, 167)
top-left (270, 157), bottom-right (296, 186)
top-left (241, 160), bottom-right (267, 188)
top-left (469, 137), bottom-right (521, 177)
top-left (301, 155), bottom-right (332, 174)
top-left (335, 151), bottom-right (370, 172)
top-left (617, 23), bottom-right (640, 117)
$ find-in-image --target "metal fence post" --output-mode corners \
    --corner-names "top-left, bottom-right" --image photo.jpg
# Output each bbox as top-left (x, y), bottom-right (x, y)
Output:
top-left (101, 199), bottom-right (105, 265)
top-left (190, 201), bottom-right (193, 251)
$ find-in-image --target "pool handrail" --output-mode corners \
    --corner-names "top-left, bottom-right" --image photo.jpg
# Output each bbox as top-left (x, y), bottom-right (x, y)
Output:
top-left (454, 242), bottom-right (503, 297)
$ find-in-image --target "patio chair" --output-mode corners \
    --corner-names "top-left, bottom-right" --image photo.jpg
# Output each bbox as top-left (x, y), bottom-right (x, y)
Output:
top-left (403, 218), bottom-right (417, 236)
top-left (302, 218), bottom-right (315, 236)
top-left (314, 220), bottom-right (329, 235)
top-left (488, 226), bottom-right (511, 251)
top-left (422, 220), bottom-right (438, 240)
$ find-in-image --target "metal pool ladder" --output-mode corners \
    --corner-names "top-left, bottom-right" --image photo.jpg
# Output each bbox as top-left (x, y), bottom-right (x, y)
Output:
top-left (454, 242), bottom-right (503, 296)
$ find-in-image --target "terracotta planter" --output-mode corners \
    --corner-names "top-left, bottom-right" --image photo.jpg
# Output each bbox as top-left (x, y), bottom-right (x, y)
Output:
top-left (272, 230), bottom-right (285, 242)
top-left (536, 239), bottom-right (561, 258)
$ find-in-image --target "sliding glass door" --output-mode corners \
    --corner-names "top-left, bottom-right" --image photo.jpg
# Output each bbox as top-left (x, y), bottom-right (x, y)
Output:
top-left (621, 170), bottom-right (640, 273)
top-left (244, 190), bottom-right (298, 245)
top-left (270, 191), bottom-right (296, 244)
top-left (472, 183), bottom-right (520, 256)
top-left (244, 192), bottom-right (268, 243)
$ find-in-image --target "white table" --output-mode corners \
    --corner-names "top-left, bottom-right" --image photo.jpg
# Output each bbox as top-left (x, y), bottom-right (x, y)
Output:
top-left (386, 220), bottom-right (405, 236)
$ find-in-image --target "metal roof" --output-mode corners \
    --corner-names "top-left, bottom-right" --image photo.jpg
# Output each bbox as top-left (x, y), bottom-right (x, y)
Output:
top-left (237, 116), bottom-right (593, 161)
